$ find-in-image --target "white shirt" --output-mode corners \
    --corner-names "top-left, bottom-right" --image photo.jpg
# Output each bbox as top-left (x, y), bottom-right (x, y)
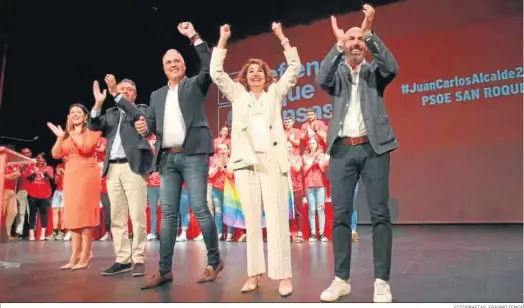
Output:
top-left (162, 83), bottom-right (186, 148)
top-left (341, 62), bottom-right (367, 138)
top-left (246, 93), bottom-right (272, 153)
top-left (91, 98), bottom-right (126, 159)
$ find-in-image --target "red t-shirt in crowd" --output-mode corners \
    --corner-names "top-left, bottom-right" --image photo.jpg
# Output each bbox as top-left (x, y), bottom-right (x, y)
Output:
top-left (55, 163), bottom-right (65, 190)
top-left (289, 155), bottom-right (303, 192)
top-left (25, 164), bottom-right (54, 199)
top-left (213, 137), bottom-right (231, 154)
top-left (147, 172), bottom-right (160, 187)
top-left (4, 164), bottom-right (20, 191)
top-left (285, 127), bottom-right (302, 156)
top-left (301, 120), bottom-right (328, 152)
top-left (19, 164), bottom-right (32, 191)
top-left (209, 155), bottom-right (230, 191)
top-left (100, 176), bottom-right (108, 193)
top-left (96, 137), bottom-right (106, 163)
top-left (302, 153), bottom-right (326, 189)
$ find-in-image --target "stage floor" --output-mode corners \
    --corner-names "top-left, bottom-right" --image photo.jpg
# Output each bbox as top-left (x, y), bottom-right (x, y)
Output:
top-left (0, 225), bottom-right (522, 303)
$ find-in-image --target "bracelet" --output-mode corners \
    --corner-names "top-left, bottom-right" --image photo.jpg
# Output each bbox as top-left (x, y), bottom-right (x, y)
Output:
top-left (280, 38), bottom-right (289, 46)
top-left (190, 33), bottom-right (200, 45)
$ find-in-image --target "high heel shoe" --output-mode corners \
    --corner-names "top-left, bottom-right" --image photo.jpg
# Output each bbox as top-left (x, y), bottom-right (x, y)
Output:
top-left (278, 279), bottom-right (293, 297)
top-left (71, 260), bottom-right (90, 270)
top-left (60, 258), bottom-right (79, 270)
top-left (241, 274), bottom-right (262, 293)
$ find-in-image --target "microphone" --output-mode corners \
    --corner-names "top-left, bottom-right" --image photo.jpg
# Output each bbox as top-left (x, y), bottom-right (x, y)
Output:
top-left (0, 136), bottom-right (39, 142)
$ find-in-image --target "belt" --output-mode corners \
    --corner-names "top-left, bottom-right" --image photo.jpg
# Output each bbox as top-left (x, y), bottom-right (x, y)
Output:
top-left (341, 135), bottom-right (369, 146)
top-left (108, 158), bottom-right (128, 164)
top-left (165, 146), bottom-right (183, 153)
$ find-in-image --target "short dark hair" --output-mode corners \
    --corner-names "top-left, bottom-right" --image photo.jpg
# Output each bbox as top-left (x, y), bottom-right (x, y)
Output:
top-left (118, 78), bottom-right (137, 89)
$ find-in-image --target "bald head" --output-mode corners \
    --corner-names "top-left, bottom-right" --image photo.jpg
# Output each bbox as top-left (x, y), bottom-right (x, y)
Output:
top-left (345, 27), bottom-right (362, 36)
top-left (163, 49), bottom-right (186, 85)
top-left (342, 27), bottom-right (367, 67)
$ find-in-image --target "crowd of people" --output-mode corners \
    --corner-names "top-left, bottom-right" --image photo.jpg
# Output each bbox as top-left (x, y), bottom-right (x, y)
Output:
top-left (1, 3), bottom-right (398, 303)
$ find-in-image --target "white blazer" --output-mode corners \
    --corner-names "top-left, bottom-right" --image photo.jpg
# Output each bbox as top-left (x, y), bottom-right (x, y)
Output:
top-left (210, 46), bottom-right (301, 174)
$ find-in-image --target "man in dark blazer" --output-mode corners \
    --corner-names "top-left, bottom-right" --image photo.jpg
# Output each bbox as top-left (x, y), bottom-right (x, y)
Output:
top-left (315, 5), bottom-right (399, 303)
top-left (118, 22), bottom-right (223, 289)
top-left (89, 76), bottom-right (153, 278)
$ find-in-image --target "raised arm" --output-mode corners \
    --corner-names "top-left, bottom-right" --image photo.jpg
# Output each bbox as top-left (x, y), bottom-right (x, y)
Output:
top-left (177, 22), bottom-right (212, 94)
top-left (272, 23), bottom-right (301, 98)
top-left (360, 5), bottom-right (398, 81)
top-left (209, 24), bottom-right (243, 103)
top-left (88, 80), bottom-right (109, 133)
top-left (365, 33), bottom-right (398, 81)
top-left (316, 45), bottom-right (343, 96)
top-left (315, 16), bottom-right (349, 96)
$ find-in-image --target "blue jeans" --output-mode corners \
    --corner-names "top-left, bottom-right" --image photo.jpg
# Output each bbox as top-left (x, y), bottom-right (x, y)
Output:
top-left (211, 187), bottom-right (233, 234)
top-left (147, 186), bottom-right (160, 234)
top-left (179, 189), bottom-right (190, 229)
top-left (158, 152), bottom-right (220, 274)
top-left (306, 187), bottom-right (326, 234)
top-left (351, 182), bottom-right (359, 232)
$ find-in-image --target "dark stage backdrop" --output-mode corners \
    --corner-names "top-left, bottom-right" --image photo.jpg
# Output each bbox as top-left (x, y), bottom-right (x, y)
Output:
top-left (204, 0), bottom-right (523, 223)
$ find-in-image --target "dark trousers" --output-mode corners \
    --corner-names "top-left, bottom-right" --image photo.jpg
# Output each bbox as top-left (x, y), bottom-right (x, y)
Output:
top-left (100, 193), bottom-right (111, 231)
top-left (158, 152), bottom-right (220, 274)
top-left (292, 190), bottom-right (305, 232)
top-left (28, 197), bottom-right (49, 230)
top-left (329, 139), bottom-right (392, 281)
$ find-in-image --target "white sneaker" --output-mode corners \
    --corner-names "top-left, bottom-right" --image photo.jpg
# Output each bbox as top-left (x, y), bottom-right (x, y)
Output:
top-left (176, 234), bottom-right (187, 242)
top-left (29, 230), bottom-right (36, 241)
top-left (320, 277), bottom-right (351, 302)
top-left (226, 233), bottom-right (233, 242)
top-left (63, 232), bottom-right (71, 241)
top-left (193, 234), bottom-right (203, 241)
top-left (100, 233), bottom-right (111, 241)
top-left (39, 228), bottom-right (46, 241)
top-left (238, 234), bottom-right (246, 242)
top-left (146, 233), bottom-right (157, 241)
top-left (373, 279), bottom-right (392, 303)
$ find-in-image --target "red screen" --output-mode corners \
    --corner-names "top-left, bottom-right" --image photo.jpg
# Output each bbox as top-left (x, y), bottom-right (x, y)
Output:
top-left (204, 0), bottom-right (523, 223)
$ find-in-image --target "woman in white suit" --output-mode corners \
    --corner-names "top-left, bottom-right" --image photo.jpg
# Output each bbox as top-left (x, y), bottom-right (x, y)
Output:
top-left (210, 23), bottom-right (301, 296)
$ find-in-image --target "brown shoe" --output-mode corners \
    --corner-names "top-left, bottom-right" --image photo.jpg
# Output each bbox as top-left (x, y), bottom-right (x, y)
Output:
top-left (196, 260), bottom-right (224, 283)
top-left (141, 271), bottom-right (173, 289)
top-left (352, 232), bottom-right (360, 242)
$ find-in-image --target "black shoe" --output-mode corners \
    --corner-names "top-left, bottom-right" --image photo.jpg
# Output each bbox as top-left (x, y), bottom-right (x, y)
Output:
top-left (132, 263), bottom-right (146, 277)
top-left (101, 262), bottom-right (132, 276)
top-left (296, 235), bottom-right (303, 243)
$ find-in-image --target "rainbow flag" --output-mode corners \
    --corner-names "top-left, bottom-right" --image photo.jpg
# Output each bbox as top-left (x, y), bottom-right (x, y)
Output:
top-left (222, 174), bottom-right (295, 229)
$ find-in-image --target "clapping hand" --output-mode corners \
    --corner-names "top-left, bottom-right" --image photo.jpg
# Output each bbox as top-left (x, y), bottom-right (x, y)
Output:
top-left (361, 4), bottom-right (375, 35)
top-left (178, 22), bottom-right (196, 38)
top-left (47, 122), bottom-right (65, 139)
top-left (330, 16), bottom-right (347, 44)
top-left (104, 74), bottom-right (118, 97)
top-left (93, 81), bottom-right (107, 108)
